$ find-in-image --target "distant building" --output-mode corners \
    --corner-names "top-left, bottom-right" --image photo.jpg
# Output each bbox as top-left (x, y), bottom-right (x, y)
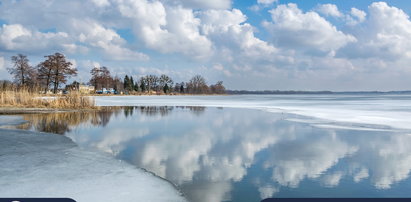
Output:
top-left (79, 85), bottom-right (95, 94)
top-left (96, 88), bottom-right (116, 94)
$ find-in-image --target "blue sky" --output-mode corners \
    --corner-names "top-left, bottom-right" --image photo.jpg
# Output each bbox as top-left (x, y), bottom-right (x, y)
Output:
top-left (1, 0), bottom-right (411, 91)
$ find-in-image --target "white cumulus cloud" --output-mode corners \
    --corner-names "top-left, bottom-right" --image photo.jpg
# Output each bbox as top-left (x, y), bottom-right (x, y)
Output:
top-left (263, 3), bottom-right (356, 55)
top-left (258, 185), bottom-right (279, 199)
top-left (316, 4), bottom-right (343, 17)
top-left (0, 24), bottom-right (76, 53)
top-left (257, 0), bottom-right (277, 5)
top-left (340, 2), bottom-right (411, 61)
top-left (164, 0), bottom-right (232, 9)
top-left (116, 0), bottom-right (212, 59)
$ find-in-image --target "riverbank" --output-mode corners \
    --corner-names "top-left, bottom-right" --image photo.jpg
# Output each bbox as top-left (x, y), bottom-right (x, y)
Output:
top-left (0, 116), bottom-right (187, 202)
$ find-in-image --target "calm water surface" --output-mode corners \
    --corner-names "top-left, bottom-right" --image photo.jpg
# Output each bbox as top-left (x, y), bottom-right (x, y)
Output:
top-left (14, 106), bottom-right (411, 201)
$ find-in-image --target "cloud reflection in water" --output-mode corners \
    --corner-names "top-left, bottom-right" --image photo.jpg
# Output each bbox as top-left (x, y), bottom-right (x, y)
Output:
top-left (19, 106), bottom-right (411, 201)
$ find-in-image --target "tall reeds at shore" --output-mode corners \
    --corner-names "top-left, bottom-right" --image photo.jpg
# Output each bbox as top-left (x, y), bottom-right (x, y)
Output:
top-left (0, 90), bottom-right (95, 109)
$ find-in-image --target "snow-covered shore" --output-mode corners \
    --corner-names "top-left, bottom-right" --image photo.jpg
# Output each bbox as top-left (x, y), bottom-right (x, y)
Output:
top-left (0, 117), bottom-right (187, 202)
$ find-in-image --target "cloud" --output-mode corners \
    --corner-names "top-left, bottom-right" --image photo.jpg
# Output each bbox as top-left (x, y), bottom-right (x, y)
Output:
top-left (182, 181), bottom-right (232, 202)
top-left (353, 167), bottom-right (369, 183)
top-left (71, 19), bottom-right (149, 61)
top-left (0, 0), bottom-right (147, 61)
top-left (366, 135), bottom-right (411, 189)
top-left (263, 3), bottom-right (356, 54)
top-left (250, 0), bottom-right (277, 12)
top-left (258, 185), bottom-right (279, 199)
top-left (321, 172), bottom-right (344, 187)
top-left (199, 9), bottom-right (278, 64)
top-left (0, 24), bottom-right (77, 54)
top-left (116, 0), bottom-right (212, 59)
top-left (265, 132), bottom-right (357, 187)
top-left (316, 4), bottom-right (343, 18)
top-left (315, 4), bottom-right (366, 26)
top-left (91, 0), bottom-right (110, 7)
top-left (340, 2), bottom-right (411, 61)
top-left (0, 56), bottom-right (5, 71)
top-left (55, 105), bottom-right (411, 199)
top-left (164, 0), bottom-right (232, 10)
top-left (350, 8), bottom-right (367, 24)
top-left (213, 64), bottom-right (232, 77)
top-left (258, 0), bottom-right (277, 5)
top-left (1, 0), bottom-right (411, 91)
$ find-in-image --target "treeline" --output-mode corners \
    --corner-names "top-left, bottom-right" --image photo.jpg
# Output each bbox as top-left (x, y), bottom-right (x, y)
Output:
top-left (5, 53), bottom-right (77, 93)
top-left (3, 53), bottom-right (226, 95)
top-left (89, 66), bottom-right (226, 94)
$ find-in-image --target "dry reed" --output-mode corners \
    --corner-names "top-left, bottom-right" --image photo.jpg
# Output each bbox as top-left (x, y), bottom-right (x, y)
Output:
top-left (0, 90), bottom-right (95, 109)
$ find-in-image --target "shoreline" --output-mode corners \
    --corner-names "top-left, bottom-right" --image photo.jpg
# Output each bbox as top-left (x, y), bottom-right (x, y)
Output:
top-left (0, 116), bottom-right (187, 202)
top-left (0, 107), bottom-right (100, 115)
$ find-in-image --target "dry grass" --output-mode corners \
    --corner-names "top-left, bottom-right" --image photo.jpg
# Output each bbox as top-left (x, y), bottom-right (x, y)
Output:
top-left (0, 90), bottom-right (96, 109)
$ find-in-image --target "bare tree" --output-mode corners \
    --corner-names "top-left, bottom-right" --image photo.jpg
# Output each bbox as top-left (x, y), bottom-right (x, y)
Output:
top-left (144, 75), bottom-right (159, 92)
top-left (210, 81), bottom-right (226, 94)
top-left (113, 76), bottom-right (123, 93)
top-left (37, 58), bottom-right (54, 92)
top-left (39, 53), bottom-right (77, 94)
top-left (8, 54), bottom-right (36, 88)
top-left (187, 75), bottom-right (208, 94)
top-left (90, 66), bottom-right (113, 90)
top-left (159, 74), bottom-right (173, 93)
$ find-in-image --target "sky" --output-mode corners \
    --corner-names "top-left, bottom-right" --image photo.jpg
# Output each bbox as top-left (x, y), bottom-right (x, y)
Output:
top-left (1, 0), bottom-right (411, 91)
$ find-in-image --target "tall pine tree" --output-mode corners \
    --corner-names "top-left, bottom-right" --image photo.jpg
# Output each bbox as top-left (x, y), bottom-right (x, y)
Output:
top-left (124, 75), bottom-right (130, 91)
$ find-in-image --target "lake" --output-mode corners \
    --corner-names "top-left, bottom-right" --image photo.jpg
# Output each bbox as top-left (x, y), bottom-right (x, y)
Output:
top-left (5, 94), bottom-right (411, 201)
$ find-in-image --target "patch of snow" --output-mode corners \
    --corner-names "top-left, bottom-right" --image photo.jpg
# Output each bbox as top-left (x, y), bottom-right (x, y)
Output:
top-left (0, 128), bottom-right (187, 202)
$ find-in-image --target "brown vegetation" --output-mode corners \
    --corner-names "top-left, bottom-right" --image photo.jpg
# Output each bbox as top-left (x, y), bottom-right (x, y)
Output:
top-left (0, 90), bottom-right (95, 109)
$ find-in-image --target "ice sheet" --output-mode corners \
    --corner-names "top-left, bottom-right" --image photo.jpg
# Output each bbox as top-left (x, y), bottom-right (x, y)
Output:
top-left (0, 127), bottom-right (187, 202)
top-left (94, 95), bottom-right (411, 131)
top-left (0, 115), bottom-right (27, 127)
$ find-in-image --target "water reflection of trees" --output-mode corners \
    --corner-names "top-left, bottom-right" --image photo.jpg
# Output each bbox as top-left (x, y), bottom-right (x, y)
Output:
top-left (124, 106), bottom-right (207, 117)
top-left (17, 106), bottom-right (207, 134)
top-left (176, 106), bottom-right (206, 116)
top-left (123, 106), bottom-right (134, 118)
top-left (138, 106), bottom-right (174, 117)
top-left (19, 108), bottom-right (119, 134)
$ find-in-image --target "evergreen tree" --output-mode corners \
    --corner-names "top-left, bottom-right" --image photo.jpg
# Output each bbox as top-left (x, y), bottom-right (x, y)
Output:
top-left (180, 82), bottom-right (185, 93)
top-left (140, 77), bottom-right (146, 92)
top-left (134, 81), bottom-right (140, 91)
top-left (129, 76), bottom-right (134, 91)
top-left (123, 75), bottom-right (129, 91)
top-left (163, 83), bottom-right (169, 93)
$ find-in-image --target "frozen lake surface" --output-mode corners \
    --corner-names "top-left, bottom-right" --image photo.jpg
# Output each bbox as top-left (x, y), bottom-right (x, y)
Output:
top-left (2, 94), bottom-right (411, 202)
top-left (95, 94), bottom-right (411, 131)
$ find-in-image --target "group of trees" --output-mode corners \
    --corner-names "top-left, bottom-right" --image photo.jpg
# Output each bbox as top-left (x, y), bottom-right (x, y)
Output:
top-left (123, 74), bottom-right (174, 93)
top-left (88, 66), bottom-right (225, 94)
top-left (120, 73), bottom-right (225, 94)
top-left (5, 53), bottom-right (225, 95)
top-left (6, 53), bottom-right (77, 93)
top-left (89, 66), bottom-right (122, 92)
